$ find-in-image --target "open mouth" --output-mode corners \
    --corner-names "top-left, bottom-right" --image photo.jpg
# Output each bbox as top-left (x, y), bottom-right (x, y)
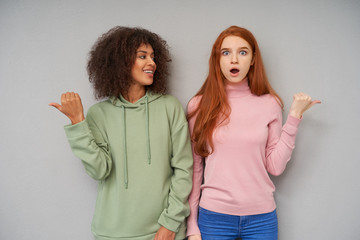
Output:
top-left (230, 68), bottom-right (239, 74)
top-left (143, 70), bottom-right (154, 74)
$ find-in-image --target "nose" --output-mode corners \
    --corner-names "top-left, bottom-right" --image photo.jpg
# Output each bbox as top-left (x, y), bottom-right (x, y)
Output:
top-left (231, 54), bottom-right (238, 64)
top-left (147, 57), bottom-right (156, 66)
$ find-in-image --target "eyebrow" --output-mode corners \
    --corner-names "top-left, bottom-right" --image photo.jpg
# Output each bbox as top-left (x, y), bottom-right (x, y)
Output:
top-left (136, 50), bottom-right (154, 55)
top-left (221, 47), bottom-right (250, 51)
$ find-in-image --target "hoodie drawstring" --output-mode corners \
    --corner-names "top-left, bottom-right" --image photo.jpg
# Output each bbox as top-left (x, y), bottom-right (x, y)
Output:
top-left (145, 96), bottom-right (151, 164)
top-left (121, 106), bottom-right (128, 189)
top-left (119, 95), bottom-right (152, 189)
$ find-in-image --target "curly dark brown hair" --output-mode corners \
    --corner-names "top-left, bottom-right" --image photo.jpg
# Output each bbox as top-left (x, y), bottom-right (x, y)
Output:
top-left (87, 26), bottom-right (171, 99)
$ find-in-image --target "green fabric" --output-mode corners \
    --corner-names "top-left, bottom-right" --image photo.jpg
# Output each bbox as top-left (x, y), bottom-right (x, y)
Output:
top-left (64, 92), bottom-right (193, 240)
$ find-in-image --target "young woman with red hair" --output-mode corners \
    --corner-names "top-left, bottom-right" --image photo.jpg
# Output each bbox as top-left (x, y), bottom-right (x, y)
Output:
top-left (186, 26), bottom-right (320, 240)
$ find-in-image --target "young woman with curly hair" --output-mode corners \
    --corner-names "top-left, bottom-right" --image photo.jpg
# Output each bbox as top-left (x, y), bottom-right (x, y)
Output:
top-left (186, 26), bottom-right (320, 240)
top-left (49, 26), bottom-right (193, 240)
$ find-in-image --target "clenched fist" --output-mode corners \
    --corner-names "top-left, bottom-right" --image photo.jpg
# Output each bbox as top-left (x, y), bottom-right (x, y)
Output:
top-left (289, 92), bottom-right (321, 119)
top-left (49, 92), bottom-right (85, 125)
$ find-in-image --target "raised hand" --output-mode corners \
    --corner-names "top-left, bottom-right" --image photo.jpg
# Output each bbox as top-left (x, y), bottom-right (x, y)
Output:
top-left (49, 92), bottom-right (85, 125)
top-left (188, 235), bottom-right (202, 240)
top-left (289, 92), bottom-right (321, 119)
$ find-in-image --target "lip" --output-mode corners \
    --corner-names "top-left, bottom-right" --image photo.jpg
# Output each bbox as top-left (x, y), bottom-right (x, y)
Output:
top-left (143, 69), bottom-right (155, 77)
top-left (229, 68), bottom-right (240, 77)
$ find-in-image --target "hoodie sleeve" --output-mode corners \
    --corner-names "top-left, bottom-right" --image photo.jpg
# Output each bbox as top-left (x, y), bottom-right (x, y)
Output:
top-left (157, 97), bottom-right (193, 233)
top-left (64, 105), bottom-right (112, 180)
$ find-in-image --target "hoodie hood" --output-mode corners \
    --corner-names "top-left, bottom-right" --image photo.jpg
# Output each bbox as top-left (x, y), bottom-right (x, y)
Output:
top-left (109, 91), bottom-right (162, 189)
top-left (109, 91), bottom-right (162, 108)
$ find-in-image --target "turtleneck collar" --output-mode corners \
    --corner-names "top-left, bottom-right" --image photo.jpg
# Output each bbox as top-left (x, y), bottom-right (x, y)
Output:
top-left (225, 77), bottom-right (251, 98)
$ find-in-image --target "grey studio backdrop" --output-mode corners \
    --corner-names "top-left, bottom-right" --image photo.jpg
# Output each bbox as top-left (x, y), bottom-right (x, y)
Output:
top-left (0, 0), bottom-right (359, 239)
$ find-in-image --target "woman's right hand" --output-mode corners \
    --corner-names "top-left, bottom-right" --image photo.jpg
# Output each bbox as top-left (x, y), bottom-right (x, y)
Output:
top-left (49, 92), bottom-right (85, 125)
top-left (188, 235), bottom-right (202, 240)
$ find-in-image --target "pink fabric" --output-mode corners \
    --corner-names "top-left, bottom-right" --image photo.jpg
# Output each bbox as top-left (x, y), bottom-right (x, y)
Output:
top-left (186, 79), bottom-right (301, 236)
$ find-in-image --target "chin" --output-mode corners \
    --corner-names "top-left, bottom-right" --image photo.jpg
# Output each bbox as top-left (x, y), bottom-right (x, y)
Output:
top-left (227, 78), bottom-right (244, 83)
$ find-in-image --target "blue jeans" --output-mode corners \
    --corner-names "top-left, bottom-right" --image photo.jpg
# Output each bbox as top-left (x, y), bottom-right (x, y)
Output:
top-left (198, 207), bottom-right (278, 240)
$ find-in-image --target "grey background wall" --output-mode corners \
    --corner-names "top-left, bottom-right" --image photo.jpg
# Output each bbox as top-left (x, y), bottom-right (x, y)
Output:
top-left (1, 0), bottom-right (359, 239)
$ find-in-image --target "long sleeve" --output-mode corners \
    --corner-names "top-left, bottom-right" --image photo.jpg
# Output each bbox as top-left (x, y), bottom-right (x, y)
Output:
top-left (183, 80), bottom-right (304, 220)
top-left (157, 98), bottom-right (193, 233)
top-left (265, 111), bottom-right (301, 176)
top-left (186, 98), bottom-right (204, 236)
top-left (186, 144), bottom-right (203, 236)
top-left (64, 107), bottom-right (112, 180)
top-left (62, 95), bottom-right (194, 239)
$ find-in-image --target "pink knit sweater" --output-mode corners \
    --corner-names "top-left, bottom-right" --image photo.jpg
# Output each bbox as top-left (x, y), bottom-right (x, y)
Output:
top-left (186, 79), bottom-right (301, 236)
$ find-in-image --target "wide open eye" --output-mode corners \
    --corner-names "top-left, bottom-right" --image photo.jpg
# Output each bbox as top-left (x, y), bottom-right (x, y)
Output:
top-left (240, 50), bottom-right (247, 56)
top-left (222, 50), bottom-right (230, 56)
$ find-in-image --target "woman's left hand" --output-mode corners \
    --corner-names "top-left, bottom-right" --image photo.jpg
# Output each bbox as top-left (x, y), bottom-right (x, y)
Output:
top-left (289, 92), bottom-right (321, 119)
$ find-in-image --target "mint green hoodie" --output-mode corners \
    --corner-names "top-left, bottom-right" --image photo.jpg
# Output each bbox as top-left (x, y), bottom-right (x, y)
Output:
top-left (64, 92), bottom-right (193, 240)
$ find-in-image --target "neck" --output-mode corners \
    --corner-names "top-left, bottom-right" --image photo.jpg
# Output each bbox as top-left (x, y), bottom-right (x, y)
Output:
top-left (122, 84), bottom-right (146, 103)
top-left (225, 77), bottom-right (251, 98)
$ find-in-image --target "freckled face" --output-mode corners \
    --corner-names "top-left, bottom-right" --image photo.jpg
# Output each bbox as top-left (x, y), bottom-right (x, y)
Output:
top-left (220, 36), bottom-right (254, 83)
top-left (131, 44), bottom-right (156, 88)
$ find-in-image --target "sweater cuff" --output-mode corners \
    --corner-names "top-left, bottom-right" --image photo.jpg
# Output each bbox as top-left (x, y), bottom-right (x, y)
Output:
top-left (186, 224), bottom-right (201, 237)
top-left (64, 120), bottom-right (89, 139)
top-left (158, 212), bottom-right (181, 233)
top-left (283, 114), bottom-right (301, 135)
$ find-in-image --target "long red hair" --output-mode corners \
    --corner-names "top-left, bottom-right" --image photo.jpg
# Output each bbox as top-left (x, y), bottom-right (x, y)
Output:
top-left (188, 26), bottom-right (283, 157)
